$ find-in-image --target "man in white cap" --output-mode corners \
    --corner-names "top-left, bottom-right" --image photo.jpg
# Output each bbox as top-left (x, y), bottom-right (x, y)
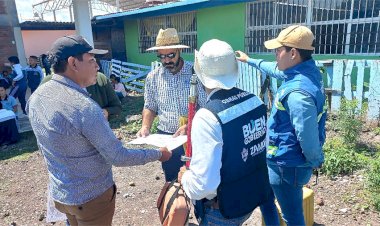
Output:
top-left (27, 35), bottom-right (171, 226)
top-left (178, 39), bottom-right (280, 225)
top-left (137, 28), bottom-right (207, 181)
top-left (236, 25), bottom-right (327, 225)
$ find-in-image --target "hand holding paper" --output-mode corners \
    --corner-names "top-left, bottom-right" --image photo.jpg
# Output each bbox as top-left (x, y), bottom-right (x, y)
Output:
top-left (127, 134), bottom-right (187, 151)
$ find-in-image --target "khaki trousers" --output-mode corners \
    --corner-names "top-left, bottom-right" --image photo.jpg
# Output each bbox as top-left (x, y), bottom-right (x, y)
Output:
top-left (54, 184), bottom-right (116, 226)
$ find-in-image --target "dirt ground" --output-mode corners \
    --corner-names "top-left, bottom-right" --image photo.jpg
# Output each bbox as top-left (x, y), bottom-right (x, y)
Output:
top-left (1, 95), bottom-right (379, 225)
top-left (1, 139), bottom-right (380, 226)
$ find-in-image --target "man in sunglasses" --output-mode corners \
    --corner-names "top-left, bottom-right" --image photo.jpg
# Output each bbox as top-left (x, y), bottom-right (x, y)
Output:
top-left (137, 28), bottom-right (207, 182)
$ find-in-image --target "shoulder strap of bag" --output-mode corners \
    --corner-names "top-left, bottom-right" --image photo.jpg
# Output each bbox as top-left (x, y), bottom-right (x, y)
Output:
top-left (157, 179), bottom-right (177, 210)
top-left (162, 183), bottom-right (182, 224)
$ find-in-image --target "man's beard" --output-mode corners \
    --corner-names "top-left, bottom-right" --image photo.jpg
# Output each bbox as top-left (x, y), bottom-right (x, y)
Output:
top-left (163, 58), bottom-right (181, 71)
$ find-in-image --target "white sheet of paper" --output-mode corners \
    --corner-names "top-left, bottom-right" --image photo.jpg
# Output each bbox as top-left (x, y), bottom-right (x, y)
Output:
top-left (127, 134), bottom-right (187, 151)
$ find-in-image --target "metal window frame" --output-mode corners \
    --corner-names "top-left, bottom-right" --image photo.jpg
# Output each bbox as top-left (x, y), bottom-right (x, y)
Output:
top-left (246, 0), bottom-right (380, 55)
top-left (138, 11), bottom-right (197, 53)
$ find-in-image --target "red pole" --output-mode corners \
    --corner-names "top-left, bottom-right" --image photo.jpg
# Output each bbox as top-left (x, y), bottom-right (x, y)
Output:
top-left (185, 74), bottom-right (198, 168)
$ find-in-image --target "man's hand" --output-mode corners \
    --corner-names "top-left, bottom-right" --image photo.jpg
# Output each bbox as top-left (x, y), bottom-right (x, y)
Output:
top-left (102, 109), bottom-right (109, 120)
top-left (235, 50), bottom-right (249, 63)
top-left (178, 166), bottom-right (187, 184)
top-left (173, 124), bottom-right (187, 137)
top-left (136, 125), bottom-right (150, 137)
top-left (159, 147), bottom-right (172, 162)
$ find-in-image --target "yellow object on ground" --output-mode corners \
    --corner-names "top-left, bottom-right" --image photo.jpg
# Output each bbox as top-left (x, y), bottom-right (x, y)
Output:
top-left (262, 187), bottom-right (314, 226)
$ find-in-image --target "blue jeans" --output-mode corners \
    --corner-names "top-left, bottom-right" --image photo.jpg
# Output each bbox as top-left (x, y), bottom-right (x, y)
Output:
top-left (268, 164), bottom-right (312, 226)
top-left (199, 194), bottom-right (279, 226)
top-left (200, 208), bottom-right (250, 226)
top-left (157, 130), bottom-right (185, 181)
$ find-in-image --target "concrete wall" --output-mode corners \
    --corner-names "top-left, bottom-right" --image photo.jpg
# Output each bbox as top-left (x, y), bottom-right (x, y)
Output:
top-left (21, 30), bottom-right (76, 57)
top-left (0, 0), bottom-right (19, 71)
top-left (124, 3), bottom-right (247, 65)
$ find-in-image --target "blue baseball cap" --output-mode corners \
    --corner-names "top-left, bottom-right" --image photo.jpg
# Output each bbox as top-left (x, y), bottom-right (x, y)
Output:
top-left (49, 35), bottom-right (108, 60)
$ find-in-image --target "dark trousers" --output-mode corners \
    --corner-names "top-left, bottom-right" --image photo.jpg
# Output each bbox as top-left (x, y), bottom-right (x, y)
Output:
top-left (158, 129), bottom-right (185, 182)
top-left (10, 83), bottom-right (27, 114)
top-left (0, 118), bottom-right (20, 145)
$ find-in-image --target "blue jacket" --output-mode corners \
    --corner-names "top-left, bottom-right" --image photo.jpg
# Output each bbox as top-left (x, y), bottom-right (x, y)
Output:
top-left (247, 59), bottom-right (326, 168)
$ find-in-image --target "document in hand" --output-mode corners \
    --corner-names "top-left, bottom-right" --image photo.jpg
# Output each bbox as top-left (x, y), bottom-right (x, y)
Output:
top-left (127, 134), bottom-right (187, 151)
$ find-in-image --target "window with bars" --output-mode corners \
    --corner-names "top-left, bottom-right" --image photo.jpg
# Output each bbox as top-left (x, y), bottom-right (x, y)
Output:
top-left (246, 0), bottom-right (380, 55)
top-left (138, 12), bottom-right (197, 53)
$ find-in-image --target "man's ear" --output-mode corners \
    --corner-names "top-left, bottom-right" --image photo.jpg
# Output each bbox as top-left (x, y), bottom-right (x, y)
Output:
top-left (67, 56), bottom-right (77, 71)
top-left (291, 48), bottom-right (299, 60)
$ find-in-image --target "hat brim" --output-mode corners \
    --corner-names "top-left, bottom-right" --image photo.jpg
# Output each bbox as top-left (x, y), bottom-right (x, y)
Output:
top-left (264, 39), bottom-right (283, 50)
top-left (146, 45), bottom-right (190, 51)
top-left (194, 51), bottom-right (238, 90)
top-left (89, 49), bottom-right (108, 55)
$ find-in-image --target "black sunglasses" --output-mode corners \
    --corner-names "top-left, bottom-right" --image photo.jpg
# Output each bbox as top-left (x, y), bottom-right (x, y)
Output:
top-left (157, 52), bottom-right (176, 59)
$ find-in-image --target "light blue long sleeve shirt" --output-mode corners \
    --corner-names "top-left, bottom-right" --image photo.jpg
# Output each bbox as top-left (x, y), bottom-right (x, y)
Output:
top-left (27, 74), bottom-right (162, 205)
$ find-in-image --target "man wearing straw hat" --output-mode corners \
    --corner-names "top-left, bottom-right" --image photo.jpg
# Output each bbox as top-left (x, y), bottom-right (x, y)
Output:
top-left (236, 25), bottom-right (327, 225)
top-left (137, 28), bottom-right (207, 182)
top-left (178, 39), bottom-right (279, 225)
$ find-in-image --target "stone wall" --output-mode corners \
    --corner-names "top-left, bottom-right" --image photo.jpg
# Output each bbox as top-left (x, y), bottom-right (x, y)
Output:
top-left (0, 0), bottom-right (18, 72)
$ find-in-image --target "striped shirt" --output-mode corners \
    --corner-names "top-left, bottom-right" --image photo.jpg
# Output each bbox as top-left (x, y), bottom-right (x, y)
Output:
top-left (26, 74), bottom-right (161, 205)
top-left (144, 61), bottom-right (207, 133)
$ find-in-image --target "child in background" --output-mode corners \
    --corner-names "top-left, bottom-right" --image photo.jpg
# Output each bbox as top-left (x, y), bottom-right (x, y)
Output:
top-left (0, 84), bottom-right (18, 113)
top-left (0, 70), bottom-right (11, 89)
top-left (110, 74), bottom-right (127, 100)
top-left (25, 56), bottom-right (44, 94)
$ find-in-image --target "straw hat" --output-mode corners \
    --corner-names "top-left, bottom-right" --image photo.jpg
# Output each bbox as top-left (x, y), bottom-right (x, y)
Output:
top-left (194, 39), bottom-right (238, 90)
top-left (146, 28), bottom-right (190, 51)
top-left (264, 25), bottom-right (315, 50)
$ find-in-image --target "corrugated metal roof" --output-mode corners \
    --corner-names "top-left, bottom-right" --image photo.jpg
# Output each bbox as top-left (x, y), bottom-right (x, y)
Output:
top-left (95, 0), bottom-right (252, 21)
top-left (20, 21), bottom-right (75, 30)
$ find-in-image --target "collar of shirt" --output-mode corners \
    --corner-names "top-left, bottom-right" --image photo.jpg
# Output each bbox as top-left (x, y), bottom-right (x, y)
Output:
top-left (207, 88), bottom-right (222, 101)
top-left (52, 74), bottom-right (90, 97)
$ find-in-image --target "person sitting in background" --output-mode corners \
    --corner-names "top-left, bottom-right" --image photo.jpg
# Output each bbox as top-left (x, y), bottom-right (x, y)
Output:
top-left (0, 70), bottom-right (11, 89)
top-left (0, 84), bottom-right (20, 145)
top-left (110, 74), bottom-right (127, 101)
top-left (25, 55), bottom-right (44, 94)
top-left (0, 84), bottom-right (18, 113)
top-left (41, 72), bottom-right (121, 120)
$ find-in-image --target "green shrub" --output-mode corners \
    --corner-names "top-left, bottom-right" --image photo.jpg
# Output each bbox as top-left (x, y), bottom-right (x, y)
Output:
top-left (336, 99), bottom-right (363, 145)
top-left (368, 159), bottom-right (380, 210)
top-left (322, 137), bottom-right (363, 177)
top-left (368, 158), bottom-right (380, 192)
top-left (373, 127), bottom-right (380, 136)
top-left (373, 193), bottom-right (380, 211)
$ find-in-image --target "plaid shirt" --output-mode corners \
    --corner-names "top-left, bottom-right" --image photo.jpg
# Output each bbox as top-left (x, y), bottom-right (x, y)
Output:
top-left (144, 61), bottom-right (207, 133)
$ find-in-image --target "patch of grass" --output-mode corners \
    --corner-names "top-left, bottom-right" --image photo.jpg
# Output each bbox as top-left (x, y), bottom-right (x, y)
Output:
top-left (335, 99), bottom-right (364, 145)
top-left (0, 131), bottom-right (38, 161)
top-left (109, 95), bottom-right (145, 129)
top-left (367, 157), bottom-right (380, 211)
top-left (373, 127), bottom-right (380, 136)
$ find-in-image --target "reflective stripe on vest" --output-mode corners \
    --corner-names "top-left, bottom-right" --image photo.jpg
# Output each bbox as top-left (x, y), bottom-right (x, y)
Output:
top-left (267, 145), bottom-right (278, 156)
top-left (274, 100), bottom-right (286, 111)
